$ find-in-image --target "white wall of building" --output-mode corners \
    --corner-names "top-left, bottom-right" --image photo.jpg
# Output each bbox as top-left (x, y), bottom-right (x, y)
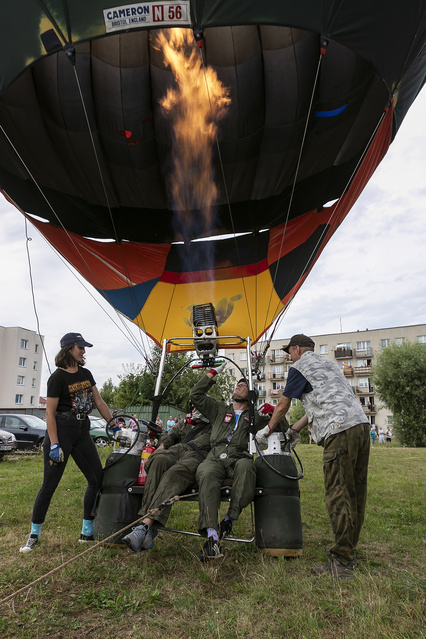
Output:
top-left (0, 326), bottom-right (44, 410)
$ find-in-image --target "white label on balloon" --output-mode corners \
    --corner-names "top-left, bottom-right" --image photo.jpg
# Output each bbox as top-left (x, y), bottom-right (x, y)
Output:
top-left (104, 2), bottom-right (190, 33)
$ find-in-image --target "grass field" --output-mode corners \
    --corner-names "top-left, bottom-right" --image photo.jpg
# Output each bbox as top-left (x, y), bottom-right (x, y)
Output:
top-left (0, 445), bottom-right (425, 638)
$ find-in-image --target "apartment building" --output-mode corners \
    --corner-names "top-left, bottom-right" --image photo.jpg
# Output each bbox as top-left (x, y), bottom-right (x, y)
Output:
top-left (224, 323), bottom-right (426, 431)
top-left (0, 326), bottom-right (44, 410)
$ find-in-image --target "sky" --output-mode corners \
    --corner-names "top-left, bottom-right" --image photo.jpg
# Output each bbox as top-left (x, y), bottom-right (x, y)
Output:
top-left (1, 87), bottom-right (425, 392)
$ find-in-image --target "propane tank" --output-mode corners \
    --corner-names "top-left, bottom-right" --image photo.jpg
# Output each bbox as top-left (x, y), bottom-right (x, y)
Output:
top-left (93, 428), bottom-right (146, 545)
top-left (254, 432), bottom-right (303, 557)
top-left (138, 440), bottom-right (156, 485)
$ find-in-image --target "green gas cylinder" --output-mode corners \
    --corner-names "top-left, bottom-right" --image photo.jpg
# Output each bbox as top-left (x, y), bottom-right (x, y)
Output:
top-left (254, 434), bottom-right (303, 557)
top-left (93, 430), bottom-right (144, 545)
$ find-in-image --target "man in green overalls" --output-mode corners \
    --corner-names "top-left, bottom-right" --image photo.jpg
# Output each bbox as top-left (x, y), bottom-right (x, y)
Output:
top-left (190, 366), bottom-right (274, 561)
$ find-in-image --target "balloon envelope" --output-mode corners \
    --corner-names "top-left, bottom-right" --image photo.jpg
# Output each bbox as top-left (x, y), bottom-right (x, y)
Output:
top-left (0, 1), bottom-right (425, 348)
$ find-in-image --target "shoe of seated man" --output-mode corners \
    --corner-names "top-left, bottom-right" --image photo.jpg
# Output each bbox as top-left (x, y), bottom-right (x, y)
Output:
top-left (122, 524), bottom-right (150, 552)
top-left (141, 526), bottom-right (158, 550)
top-left (218, 518), bottom-right (233, 539)
top-left (199, 537), bottom-right (223, 562)
top-left (78, 533), bottom-right (95, 543)
top-left (20, 534), bottom-right (39, 554)
top-left (314, 557), bottom-right (355, 580)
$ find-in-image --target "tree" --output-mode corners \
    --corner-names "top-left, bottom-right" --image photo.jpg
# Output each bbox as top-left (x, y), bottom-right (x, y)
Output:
top-left (373, 341), bottom-right (426, 447)
top-left (99, 378), bottom-right (116, 406)
top-left (98, 345), bottom-right (235, 414)
top-left (288, 400), bottom-right (309, 444)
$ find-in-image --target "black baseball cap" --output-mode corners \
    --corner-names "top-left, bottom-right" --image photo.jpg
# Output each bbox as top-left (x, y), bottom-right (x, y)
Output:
top-left (60, 332), bottom-right (93, 348)
top-left (282, 334), bottom-right (315, 353)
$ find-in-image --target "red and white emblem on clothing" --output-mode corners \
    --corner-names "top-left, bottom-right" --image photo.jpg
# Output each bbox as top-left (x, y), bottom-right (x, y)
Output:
top-left (224, 414), bottom-right (233, 423)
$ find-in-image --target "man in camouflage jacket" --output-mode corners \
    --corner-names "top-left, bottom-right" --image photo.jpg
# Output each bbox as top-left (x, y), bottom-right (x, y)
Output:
top-left (258, 334), bottom-right (370, 580)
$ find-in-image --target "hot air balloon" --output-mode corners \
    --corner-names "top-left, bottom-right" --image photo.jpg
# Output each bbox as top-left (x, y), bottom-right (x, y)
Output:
top-left (0, 1), bottom-right (425, 351)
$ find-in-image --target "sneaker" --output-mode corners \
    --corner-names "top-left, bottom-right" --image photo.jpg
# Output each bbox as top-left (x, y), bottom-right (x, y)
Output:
top-left (141, 526), bottom-right (158, 550)
top-left (314, 558), bottom-right (355, 580)
top-left (199, 537), bottom-right (223, 562)
top-left (20, 534), bottom-right (38, 554)
top-left (78, 534), bottom-right (94, 543)
top-left (218, 518), bottom-right (233, 540)
top-left (122, 524), bottom-right (149, 553)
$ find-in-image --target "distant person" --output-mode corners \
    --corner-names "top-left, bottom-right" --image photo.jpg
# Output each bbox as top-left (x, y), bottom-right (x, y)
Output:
top-left (166, 416), bottom-right (175, 431)
top-left (155, 416), bottom-right (163, 431)
top-left (378, 427), bottom-right (385, 447)
top-left (385, 427), bottom-right (392, 448)
top-left (370, 426), bottom-right (377, 447)
top-left (19, 333), bottom-right (119, 554)
top-left (256, 334), bottom-right (370, 580)
top-left (129, 413), bottom-right (139, 431)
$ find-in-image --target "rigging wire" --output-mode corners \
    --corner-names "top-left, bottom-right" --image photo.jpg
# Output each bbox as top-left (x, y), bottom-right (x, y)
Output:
top-left (0, 125), bottom-right (153, 369)
top-left (70, 63), bottom-right (155, 370)
top-left (24, 217), bottom-right (52, 376)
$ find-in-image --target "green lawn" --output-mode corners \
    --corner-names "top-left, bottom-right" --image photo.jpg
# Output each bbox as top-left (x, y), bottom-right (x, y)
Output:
top-left (0, 445), bottom-right (424, 638)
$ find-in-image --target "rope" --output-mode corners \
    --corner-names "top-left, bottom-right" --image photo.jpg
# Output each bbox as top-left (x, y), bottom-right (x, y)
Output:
top-left (0, 490), bottom-right (199, 607)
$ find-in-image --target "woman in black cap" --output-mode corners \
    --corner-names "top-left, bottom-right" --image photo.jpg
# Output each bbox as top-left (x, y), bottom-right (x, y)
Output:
top-left (20, 332), bottom-right (118, 553)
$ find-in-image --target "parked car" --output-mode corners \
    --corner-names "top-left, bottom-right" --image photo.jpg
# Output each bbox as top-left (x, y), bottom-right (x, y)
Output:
top-left (0, 428), bottom-right (18, 459)
top-left (0, 414), bottom-right (47, 450)
top-left (89, 416), bottom-right (111, 447)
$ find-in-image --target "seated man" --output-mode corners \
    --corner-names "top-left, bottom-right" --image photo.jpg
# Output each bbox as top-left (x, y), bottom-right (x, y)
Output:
top-left (190, 365), bottom-right (284, 561)
top-left (123, 406), bottom-right (211, 552)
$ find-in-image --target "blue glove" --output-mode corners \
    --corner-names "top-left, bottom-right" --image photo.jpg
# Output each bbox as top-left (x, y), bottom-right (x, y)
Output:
top-left (111, 422), bottom-right (121, 435)
top-left (49, 443), bottom-right (64, 463)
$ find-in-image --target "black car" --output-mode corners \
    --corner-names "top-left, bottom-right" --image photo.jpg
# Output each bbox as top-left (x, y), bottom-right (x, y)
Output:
top-left (0, 414), bottom-right (47, 450)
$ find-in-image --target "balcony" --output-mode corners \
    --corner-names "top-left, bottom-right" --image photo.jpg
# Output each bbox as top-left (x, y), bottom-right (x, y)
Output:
top-left (362, 404), bottom-right (376, 414)
top-left (354, 366), bottom-right (373, 375)
top-left (354, 348), bottom-right (373, 357)
top-left (356, 385), bottom-right (374, 394)
top-left (258, 390), bottom-right (266, 398)
top-left (268, 372), bottom-right (284, 380)
top-left (342, 367), bottom-right (354, 376)
top-left (334, 349), bottom-right (353, 359)
top-left (270, 389), bottom-right (283, 396)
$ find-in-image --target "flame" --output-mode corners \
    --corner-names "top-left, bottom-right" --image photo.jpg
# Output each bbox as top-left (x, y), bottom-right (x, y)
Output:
top-left (156, 28), bottom-right (230, 242)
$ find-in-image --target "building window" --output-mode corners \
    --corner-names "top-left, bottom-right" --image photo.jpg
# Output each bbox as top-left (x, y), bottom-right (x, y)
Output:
top-left (18, 357), bottom-right (27, 367)
top-left (320, 344), bottom-right (328, 355)
top-left (340, 360), bottom-right (352, 370)
top-left (337, 342), bottom-right (352, 350)
top-left (21, 339), bottom-right (29, 349)
top-left (33, 361), bottom-right (38, 371)
top-left (358, 377), bottom-right (369, 388)
top-left (35, 344), bottom-right (39, 354)
top-left (228, 368), bottom-right (235, 377)
top-left (227, 353), bottom-right (235, 361)
top-left (15, 394), bottom-right (23, 405)
top-left (17, 375), bottom-right (25, 385)
top-left (395, 337), bottom-right (405, 346)
top-left (32, 378), bottom-right (36, 387)
top-left (30, 396), bottom-right (35, 405)
top-left (386, 416), bottom-right (394, 425)
top-left (356, 341), bottom-right (371, 351)
top-left (239, 352), bottom-right (247, 361)
top-left (380, 338), bottom-right (390, 348)
top-left (417, 336), bottom-right (426, 343)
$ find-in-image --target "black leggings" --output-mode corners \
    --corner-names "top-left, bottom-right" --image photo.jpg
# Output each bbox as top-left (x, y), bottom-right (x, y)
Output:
top-left (32, 416), bottom-right (103, 524)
